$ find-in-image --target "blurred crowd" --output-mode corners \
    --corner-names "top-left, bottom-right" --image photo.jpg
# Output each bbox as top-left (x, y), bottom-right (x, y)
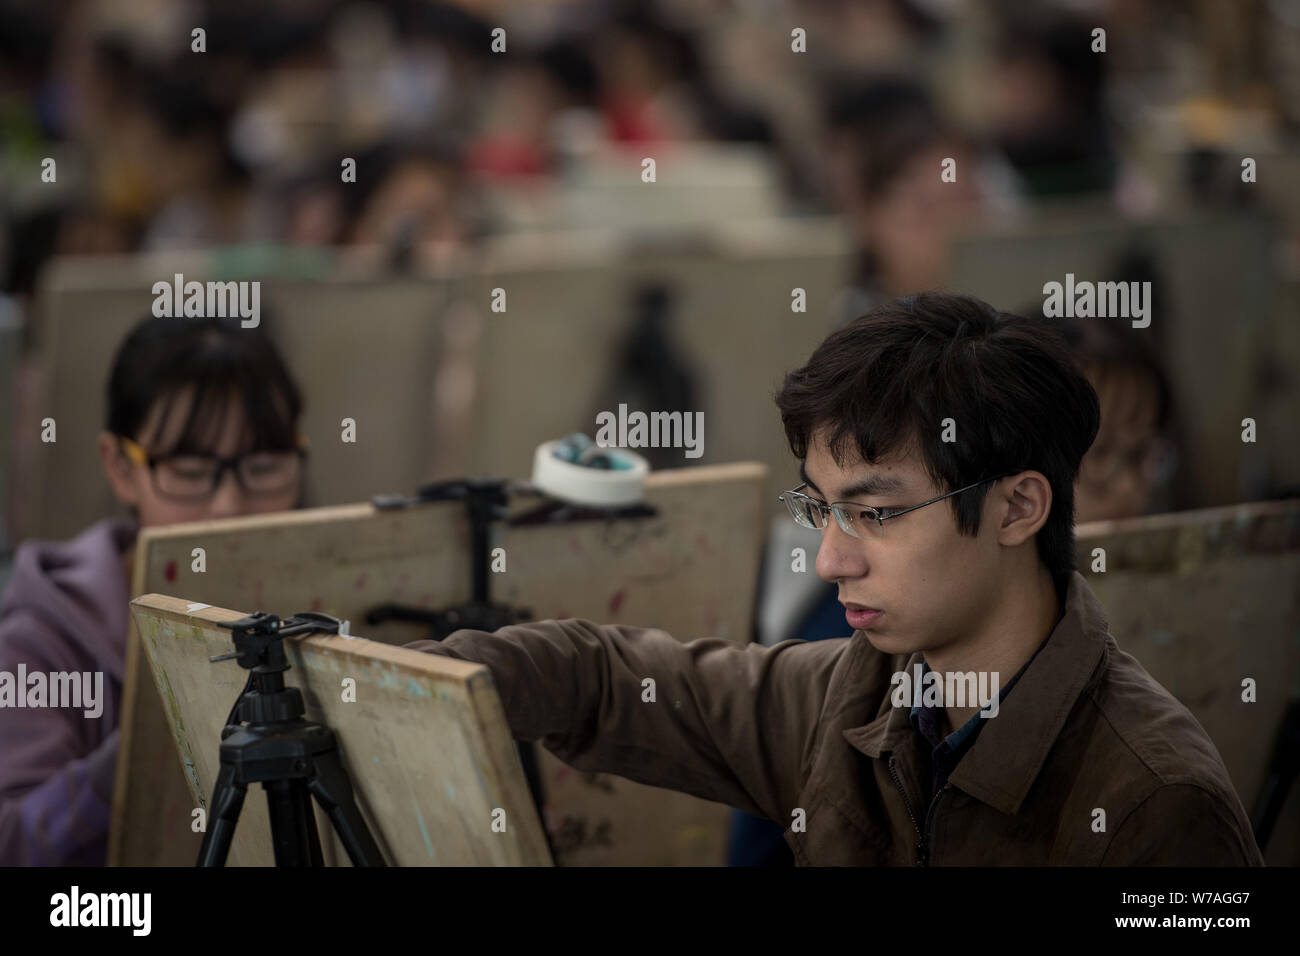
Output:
top-left (2, 0), bottom-right (1298, 299)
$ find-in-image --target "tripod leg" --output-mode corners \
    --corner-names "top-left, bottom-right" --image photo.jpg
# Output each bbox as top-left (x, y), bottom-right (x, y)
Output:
top-left (309, 750), bottom-right (387, 866)
top-left (198, 764), bottom-right (248, 866)
top-left (517, 741), bottom-right (545, 811)
top-left (265, 779), bottom-right (325, 866)
top-left (516, 741), bottom-right (559, 863)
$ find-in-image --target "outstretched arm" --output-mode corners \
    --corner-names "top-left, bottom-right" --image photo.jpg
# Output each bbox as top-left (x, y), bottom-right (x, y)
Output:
top-left (406, 620), bottom-right (842, 823)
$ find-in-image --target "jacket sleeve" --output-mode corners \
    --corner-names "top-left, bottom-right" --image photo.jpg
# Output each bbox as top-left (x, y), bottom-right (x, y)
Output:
top-left (1100, 783), bottom-right (1265, 866)
top-left (0, 610), bottom-right (117, 866)
top-left (405, 620), bottom-right (842, 824)
top-left (0, 733), bottom-right (118, 867)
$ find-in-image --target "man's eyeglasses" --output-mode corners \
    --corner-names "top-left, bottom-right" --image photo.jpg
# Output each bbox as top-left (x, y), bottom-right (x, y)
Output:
top-left (779, 472), bottom-right (1020, 539)
top-left (118, 435), bottom-right (309, 502)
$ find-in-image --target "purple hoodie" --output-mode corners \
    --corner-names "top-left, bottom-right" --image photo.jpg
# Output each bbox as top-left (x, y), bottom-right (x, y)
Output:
top-left (0, 517), bottom-right (136, 866)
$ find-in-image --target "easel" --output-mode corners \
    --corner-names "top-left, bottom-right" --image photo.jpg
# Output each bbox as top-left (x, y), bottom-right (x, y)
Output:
top-left (129, 595), bottom-right (551, 866)
top-left (110, 462), bottom-right (767, 865)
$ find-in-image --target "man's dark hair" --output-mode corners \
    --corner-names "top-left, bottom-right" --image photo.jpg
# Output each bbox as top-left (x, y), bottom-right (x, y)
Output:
top-left (774, 292), bottom-right (1100, 594)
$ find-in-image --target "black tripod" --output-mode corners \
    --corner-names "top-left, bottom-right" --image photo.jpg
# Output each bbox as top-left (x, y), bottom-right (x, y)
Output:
top-left (198, 610), bottom-right (386, 866)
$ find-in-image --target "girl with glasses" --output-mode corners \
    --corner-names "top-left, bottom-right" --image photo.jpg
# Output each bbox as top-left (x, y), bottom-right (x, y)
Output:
top-left (0, 315), bottom-right (305, 865)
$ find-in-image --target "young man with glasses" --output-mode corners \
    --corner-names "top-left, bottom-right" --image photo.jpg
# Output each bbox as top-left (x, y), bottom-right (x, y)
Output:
top-left (408, 292), bottom-right (1262, 865)
top-left (0, 316), bottom-right (305, 865)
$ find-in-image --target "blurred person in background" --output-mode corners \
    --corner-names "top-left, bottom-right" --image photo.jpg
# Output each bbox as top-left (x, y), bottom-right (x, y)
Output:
top-left (135, 66), bottom-right (267, 250)
top-left (280, 137), bottom-right (478, 266)
top-left (0, 317), bottom-right (306, 865)
top-left (588, 7), bottom-right (707, 146)
top-left (577, 4), bottom-right (773, 148)
top-left (342, 138), bottom-right (478, 269)
top-left (282, 160), bottom-right (351, 248)
top-left (821, 76), bottom-right (984, 325)
top-left (418, 31), bottom-right (601, 185)
top-left (1052, 315), bottom-right (1178, 523)
top-left (986, 8), bottom-right (1118, 198)
top-left (792, 0), bottom-right (947, 76)
top-left (1039, 250), bottom-right (1180, 523)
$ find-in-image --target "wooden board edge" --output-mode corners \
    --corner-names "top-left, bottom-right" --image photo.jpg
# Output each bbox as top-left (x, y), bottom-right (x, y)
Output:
top-left (106, 612), bottom-right (144, 866)
top-left (1076, 497), bottom-right (1300, 539)
top-left (130, 594), bottom-right (488, 684)
top-left (645, 461), bottom-right (767, 489)
top-left (135, 501), bottom-right (379, 546)
top-left (463, 670), bottom-right (555, 866)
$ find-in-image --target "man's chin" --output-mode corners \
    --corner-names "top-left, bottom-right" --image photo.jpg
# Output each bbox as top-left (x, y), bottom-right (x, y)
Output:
top-left (859, 626), bottom-right (916, 656)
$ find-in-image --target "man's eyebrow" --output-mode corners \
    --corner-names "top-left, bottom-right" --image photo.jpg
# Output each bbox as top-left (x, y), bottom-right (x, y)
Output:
top-left (841, 474), bottom-right (908, 499)
top-left (798, 462), bottom-right (821, 495)
top-left (799, 462), bottom-right (908, 500)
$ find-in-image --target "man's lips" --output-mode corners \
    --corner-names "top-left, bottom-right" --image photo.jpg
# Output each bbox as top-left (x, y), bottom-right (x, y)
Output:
top-left (842, 603), bottom-right (883, 629)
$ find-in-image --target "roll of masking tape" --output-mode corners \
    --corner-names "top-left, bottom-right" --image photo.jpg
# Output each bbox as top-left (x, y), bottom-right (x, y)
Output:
top-left (531, 439), bottom-right (649, 507)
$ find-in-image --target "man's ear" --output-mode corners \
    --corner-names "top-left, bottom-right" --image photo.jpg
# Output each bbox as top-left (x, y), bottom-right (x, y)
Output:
top-left (996, 471), bottom-right (1052, 547)
top-left (97, 431), bottom-right (141, 508)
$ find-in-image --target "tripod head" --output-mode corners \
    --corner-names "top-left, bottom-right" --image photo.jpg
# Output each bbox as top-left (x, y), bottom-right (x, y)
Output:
top-left (210, 611), bottom-right (344, 731)
top-left (212, 610), bottom-right (343, 673)
top-left (369, 478), bottom-right (533, 637)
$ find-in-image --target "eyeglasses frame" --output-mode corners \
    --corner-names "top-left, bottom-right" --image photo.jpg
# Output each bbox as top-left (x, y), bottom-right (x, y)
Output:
top-left (117, 434), bottom-right (310, 501)
top-left (778, 471), bottom-right (1022, 538)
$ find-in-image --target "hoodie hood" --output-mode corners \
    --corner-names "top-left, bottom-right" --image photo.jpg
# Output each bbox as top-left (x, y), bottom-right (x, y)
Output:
top-left (0, 517), bottom-right (138, 682)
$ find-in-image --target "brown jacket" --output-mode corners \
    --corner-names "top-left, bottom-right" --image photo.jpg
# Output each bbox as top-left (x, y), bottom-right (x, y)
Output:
top-left (406, 571), bottom-right (1264, 865)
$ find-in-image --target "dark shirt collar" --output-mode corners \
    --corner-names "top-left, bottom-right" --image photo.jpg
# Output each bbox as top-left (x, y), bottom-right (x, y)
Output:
top-left (842, 573), bottom-right (1110, 815)
top-left (909, 627), bottom-right (1054, 753)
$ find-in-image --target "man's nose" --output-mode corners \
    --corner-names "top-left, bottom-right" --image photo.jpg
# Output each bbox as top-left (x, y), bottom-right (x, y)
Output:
top-left (815, 520), bottom-right (867, 583)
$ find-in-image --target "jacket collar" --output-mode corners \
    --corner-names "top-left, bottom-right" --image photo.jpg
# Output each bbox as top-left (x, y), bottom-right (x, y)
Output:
top-left (841, 571), bottom-right (1110, 814)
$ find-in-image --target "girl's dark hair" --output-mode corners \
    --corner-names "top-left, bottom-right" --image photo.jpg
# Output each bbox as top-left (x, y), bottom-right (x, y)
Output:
top-left (774, 292), bottom-right (1100, 595)
top-left (105, 316), bottom-right (303, 457)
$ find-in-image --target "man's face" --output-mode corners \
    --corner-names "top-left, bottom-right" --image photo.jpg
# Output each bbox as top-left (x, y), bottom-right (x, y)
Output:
top-left (801, 430), bottom-right (1006, 657)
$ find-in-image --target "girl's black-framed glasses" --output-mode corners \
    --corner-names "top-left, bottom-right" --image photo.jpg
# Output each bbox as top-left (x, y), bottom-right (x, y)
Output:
top-left (118, 435), bottom-right (310, 502)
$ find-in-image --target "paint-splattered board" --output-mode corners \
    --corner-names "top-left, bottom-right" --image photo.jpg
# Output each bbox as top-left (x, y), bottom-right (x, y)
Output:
top-left (111, 462), bottom-right (767, 865)
top-left (127, 594), bottom-right (550, 866)
top-left (1074, 498), bottom-right (1300, 864)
